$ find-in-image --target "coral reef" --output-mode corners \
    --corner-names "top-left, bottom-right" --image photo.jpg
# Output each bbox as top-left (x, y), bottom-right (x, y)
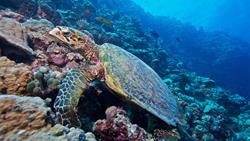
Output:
top-left (27, 125), bottom-right (86, 141)
top-left (0, 95), bottom-right (92, 141)
top-left (0, 9), bottom-right (25, 22)
top-left (27, 66), bottom-right (64, 97)
top-left (0, 12), bottom-right (34, 58)
top-left (93, 106), bottom-right (153, 141)
top-left (0, 1), bottom-right (249, 141)
top-left (0, 95), bottom-right (53, 140)
top-left (0, 57), bottom-right (32, 95)
top-left (169, 71), bottom-right (249, 140)
top-left (99, 0), bottom-right (250, 99)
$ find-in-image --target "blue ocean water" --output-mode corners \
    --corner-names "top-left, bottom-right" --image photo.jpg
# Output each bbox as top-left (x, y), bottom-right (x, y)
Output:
top-left (133, 0), bottom-right (250, 43)
top-left (132, 0), bottom-right (250, 99)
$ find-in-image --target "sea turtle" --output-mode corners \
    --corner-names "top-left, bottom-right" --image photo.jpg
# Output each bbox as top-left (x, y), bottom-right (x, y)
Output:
top-left (49, 26), bottom-right (180, 129)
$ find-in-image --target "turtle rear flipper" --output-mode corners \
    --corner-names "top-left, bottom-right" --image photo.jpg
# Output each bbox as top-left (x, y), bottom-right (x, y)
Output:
top-left (56, 105), bottom-right (82, 127)
top-left (54, 69), bottom-right (88, 127)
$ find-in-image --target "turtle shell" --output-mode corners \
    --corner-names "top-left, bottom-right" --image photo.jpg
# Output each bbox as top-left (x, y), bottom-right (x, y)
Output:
top-left (98, 43), bottom-right (179, 126)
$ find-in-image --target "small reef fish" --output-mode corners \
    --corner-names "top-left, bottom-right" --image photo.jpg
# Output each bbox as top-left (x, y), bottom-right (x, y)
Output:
top-left (176, 37), bottom-right (181, 42)
top-left (95, 16), bottom-right (113, 27)
top-left (150, 30), bottom-right (159, 38)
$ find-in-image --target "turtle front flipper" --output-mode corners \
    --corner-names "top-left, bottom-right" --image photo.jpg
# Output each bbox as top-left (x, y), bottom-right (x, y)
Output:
top-left (54, 69), bottom-right (88, 127)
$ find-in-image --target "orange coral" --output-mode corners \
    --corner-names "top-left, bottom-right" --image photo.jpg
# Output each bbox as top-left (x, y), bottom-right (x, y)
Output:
top-left (0, 57), bottom-right (32, 95)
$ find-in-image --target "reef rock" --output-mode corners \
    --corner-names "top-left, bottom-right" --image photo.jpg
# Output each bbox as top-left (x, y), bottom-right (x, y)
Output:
top-left (0, 95), bottom-right (53, 140)
top-left (0, 15), bottom-right (34, 57)
top-left (0, 9), bottom-right (25, 22)
top-left (93, 106), bottom-right (153, 141)
top-left (27, 124), bottom-right (88, 141)
top-left (0, 57), bottom-right (32, 95)
top-left (23, 19), bottom-right (54, 41)
top-left (0, 95), bottom-right (89, 141)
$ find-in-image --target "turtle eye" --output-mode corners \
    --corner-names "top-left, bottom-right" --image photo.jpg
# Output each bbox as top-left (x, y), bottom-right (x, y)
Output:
top-left (62, 31), bottom-right (72, 38)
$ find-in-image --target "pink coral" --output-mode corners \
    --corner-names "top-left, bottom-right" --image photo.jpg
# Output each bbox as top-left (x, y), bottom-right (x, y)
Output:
top-left (93, 106), bottom-right (153, 141)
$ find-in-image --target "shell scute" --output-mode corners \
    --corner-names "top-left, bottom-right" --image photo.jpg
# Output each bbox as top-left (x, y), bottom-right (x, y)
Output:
top-left (99, 43), bottom-right (179, 126)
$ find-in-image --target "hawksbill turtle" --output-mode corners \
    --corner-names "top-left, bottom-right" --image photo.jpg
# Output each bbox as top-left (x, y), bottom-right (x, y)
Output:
top-left (49, 26), bottom-right (180, 129)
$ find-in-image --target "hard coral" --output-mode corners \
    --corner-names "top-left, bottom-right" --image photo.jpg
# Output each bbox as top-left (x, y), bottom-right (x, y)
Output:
top-left (23, 18), bottom-right (54, 40)
top-left (38, 2), bottom-right (63, 25)
top-left (26, 125), bottom-right (86, 141)
top-left (0, 95), bottom-right (53, 140)
top-left (0, 95), bottom-right (89, 141)
top-left (93, 106), bottom-right (153, 141)
top-left (27, 66), bottom-right (64, 97)
top-left (0, 15), bottom-right (34, 57)
top-left (0, 9), bottom-right (25, 22)
top-left (0, 57), bottom-right (32, 95)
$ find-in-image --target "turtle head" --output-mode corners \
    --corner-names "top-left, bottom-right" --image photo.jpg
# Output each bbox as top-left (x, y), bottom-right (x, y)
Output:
top-left (49, 26), bottom-right (79, 48)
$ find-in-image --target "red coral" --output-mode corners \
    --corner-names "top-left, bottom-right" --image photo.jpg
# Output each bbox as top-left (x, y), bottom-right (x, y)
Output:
top-left (93, 106), bottom-right (152, 141)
